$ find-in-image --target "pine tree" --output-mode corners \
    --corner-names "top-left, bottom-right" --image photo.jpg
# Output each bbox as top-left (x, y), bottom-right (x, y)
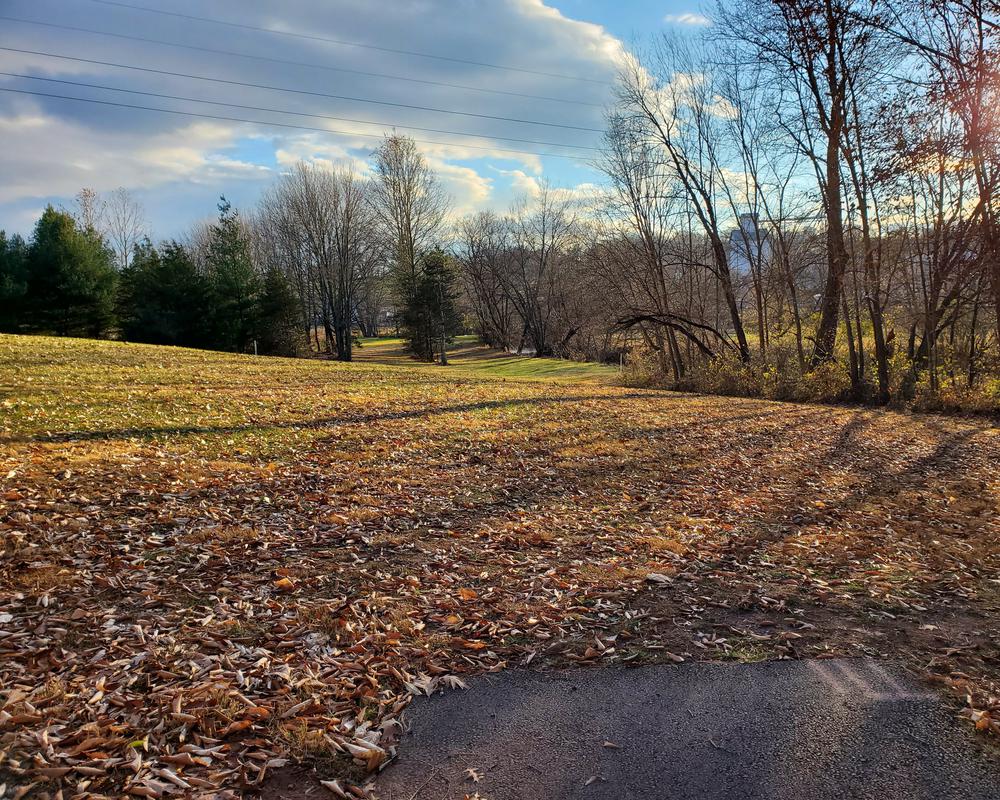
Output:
top-left (0, 231), bottom-right (29, 332)
top-left (256, 266), bottom-right (301, 357)
top-left (25, 206), bottom-right (116, 336)
top-left (118, 239), bottom-right (211, 347)
top-left (401, 249), bottom-right (462, 363)
top-left (206, 197), bottom-right (260, 352)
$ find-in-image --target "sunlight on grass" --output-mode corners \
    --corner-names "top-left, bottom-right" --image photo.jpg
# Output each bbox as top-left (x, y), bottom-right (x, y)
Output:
top-left (355, 335), bottom-right (615, 383)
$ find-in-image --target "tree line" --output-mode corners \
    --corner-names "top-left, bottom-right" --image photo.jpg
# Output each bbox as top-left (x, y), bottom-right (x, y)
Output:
top-left (0, 136), bottom-right (463, 362)
top-left (459, 0), bottom-right (1000, 409)
top-left (0, 197), bottom-right (301, 355)
top-left (2, 0), bottom-right (998, 410)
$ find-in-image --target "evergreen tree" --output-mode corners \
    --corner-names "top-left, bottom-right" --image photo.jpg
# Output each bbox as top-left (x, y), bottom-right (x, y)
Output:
top-left (256, 266), bottom-right (301, 357)
top-left (115, 238), bottom-right (156, 340)
top-left (118, 239), bottom-right (211, 347)
top-left (0, 231), bottom-right (29, 332)
top-left (401, 249), bottom-right (462, 363)
top-left (207, 197), bottom-right (260, 352)
top-left (25, 206), bottom-right (116, 336)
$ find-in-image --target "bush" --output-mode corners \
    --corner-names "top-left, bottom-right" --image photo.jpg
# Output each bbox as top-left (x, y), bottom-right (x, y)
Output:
top-left (619, 348), bottom-right (665, 389)
top-left (622, 339), bottom-right (1000, 413)
top-left (793, 360), bottom-right (853, 403)
top-left (685, 355), bottom-right (762, 397)
top-left (622, 348), bottom-right (855, 405)
top-left (911, 376), bottom-right (1000, 414)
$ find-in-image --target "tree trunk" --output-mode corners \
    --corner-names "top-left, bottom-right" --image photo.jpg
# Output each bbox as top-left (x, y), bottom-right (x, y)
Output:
top-left (812, 103), bottom-right (848, 366)
top-left (842, 292), bottom-right (860, 396)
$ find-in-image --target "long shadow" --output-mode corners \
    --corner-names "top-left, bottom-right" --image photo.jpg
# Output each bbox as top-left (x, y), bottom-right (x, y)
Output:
top-left (613, 406), bottom-right (829, 447)
top-left (691, 416), bottom-right (995, 576)
top-left (118, 403), bottom-right (816, 553)
top-left (36, 396), bottom-right (786, 605)
top-left (283, 404), bottom-right (833, 571)
top-left (1, 392), bottom-right (657, 445)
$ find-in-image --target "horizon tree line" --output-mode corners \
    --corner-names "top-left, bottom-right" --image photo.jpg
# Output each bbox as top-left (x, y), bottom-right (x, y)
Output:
top-left (2, 0), bottom-right (998, 408)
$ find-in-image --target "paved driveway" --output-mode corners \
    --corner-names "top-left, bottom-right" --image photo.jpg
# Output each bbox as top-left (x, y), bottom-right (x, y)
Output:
top-left (373, 660), bottom-right (1000, 799)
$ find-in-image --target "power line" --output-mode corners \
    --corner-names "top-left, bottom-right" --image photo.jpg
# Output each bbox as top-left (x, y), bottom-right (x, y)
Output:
top-left (0, 86), bottom-right (591, 160)
top-left (0, 39), bottom-right (600, 108)
top-left (0, 48), bottom-right (602, 149)
top-left (0, 15), bottom-right (600, 107)
top-left (81, 0), bottom-right (612, 86)
top-left (0, 71), bottom-right (601, 152)
top-left (0, 16), bottom-right (603, 132)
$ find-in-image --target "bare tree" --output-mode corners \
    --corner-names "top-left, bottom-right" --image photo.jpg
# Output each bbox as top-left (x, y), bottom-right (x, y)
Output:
top-left (72, 187), bottom-right (105, 234)
top-left (370, 134), bottom-right (450, 299)
top-left (354, 268), bottom-right (392, 338)
top-left (261, 161), bottom-right (378, 361)
top-left (615, 38), bottom-right (753, 361)
top-left (456, 211), bottom-right (517, 350)
top-left (723, 0), bottom-right (883, 370)
top-left (503, 184), bottom-right (578, 356)
top-left (598, 113), bottom-right (719, 377)
top-left (182, 218), bottom-right (215, 277)
top-left (883, 0), bottom-right (1000, 345)
top-left (249, 200), bottom-right (316, 349)
top-left (104, 188), bottom-right (148, 270)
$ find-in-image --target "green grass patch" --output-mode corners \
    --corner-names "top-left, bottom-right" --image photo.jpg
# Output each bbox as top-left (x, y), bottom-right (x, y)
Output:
top-left (355, 335), bottom-right (615, 383)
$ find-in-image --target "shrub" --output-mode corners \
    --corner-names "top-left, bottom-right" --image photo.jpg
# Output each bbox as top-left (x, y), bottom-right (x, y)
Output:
top-left (623, 348), bottom-right (857, 405)
top-left (912, 377), bottom-right (1000, 414)
top-left (793, 360), bottom-right (853, 403)
top-left (620, 348), bottom-right (667, 389)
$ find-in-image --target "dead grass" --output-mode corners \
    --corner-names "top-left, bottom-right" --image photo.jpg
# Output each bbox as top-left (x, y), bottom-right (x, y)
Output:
top-left (10, 565), bottom-right (73, 591)
top-left (636, 535), bottom-right (687, 555)
top-left (278, 723), bottom-right (370, 785)
top-left (185, 524), bottom-right (261, 545)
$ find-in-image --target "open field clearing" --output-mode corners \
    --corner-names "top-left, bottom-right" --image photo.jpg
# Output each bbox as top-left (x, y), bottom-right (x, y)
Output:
top-left (353, 335), bottom-right (616, 382)
top-left (1, 334), bottom-right (999, 797)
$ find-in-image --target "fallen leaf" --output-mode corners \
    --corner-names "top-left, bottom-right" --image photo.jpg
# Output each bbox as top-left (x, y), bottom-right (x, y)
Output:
top-left (465, 767), bottom-right (484, 783)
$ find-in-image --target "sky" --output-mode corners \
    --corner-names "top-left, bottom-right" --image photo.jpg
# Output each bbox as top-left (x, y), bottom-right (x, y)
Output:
top-left (0, 0), bottom-right (712, 240)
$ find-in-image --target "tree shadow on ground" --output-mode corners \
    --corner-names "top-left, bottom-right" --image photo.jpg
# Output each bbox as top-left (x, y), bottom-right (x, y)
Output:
top-left (0, 392), bottom-right (655, 445)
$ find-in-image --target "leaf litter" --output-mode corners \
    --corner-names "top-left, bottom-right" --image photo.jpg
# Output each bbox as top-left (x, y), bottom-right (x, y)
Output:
top-left (0, 335), bottom-right (999, 798)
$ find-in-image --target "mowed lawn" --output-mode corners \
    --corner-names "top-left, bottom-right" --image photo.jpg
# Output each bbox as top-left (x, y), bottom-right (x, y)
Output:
top-left (353, 334), bottom-right (616, 382)
top-left (1, 334), bottom-right (999, 797)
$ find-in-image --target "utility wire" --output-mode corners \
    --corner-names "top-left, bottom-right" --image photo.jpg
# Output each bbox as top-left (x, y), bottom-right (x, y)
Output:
top-left (0, 71), bottom-right (601, 151)
top-left (0, 48), bottom-right (602, 147)
top-left (0, 38), bottom-right (600, 107)
top-left (81, 0), bottom-right (612, 85)
top-left (0, 86), bottom-right (590, 160)
top-left (0, 17), bottom-right (603, 132)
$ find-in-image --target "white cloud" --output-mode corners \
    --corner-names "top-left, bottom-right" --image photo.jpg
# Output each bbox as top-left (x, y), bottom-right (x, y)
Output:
top-left (495, 167), bottom-right (546, 199)
top-left (432, 160), bottom-right (495, 216)
top-left (273, 135), bottom-right (371, 176)
top-left (0, 0), bottom-right (622, 236)
top-left (513, 0), bottom-right (629, 69)
top-left (0, 109), bottom-right (258, 204)
top-left (663, 12), bottom-right (712, 26)
top-left (271, 141), bottom-right (495, 218)
top-left (492, 168), bottom-right (602, 213)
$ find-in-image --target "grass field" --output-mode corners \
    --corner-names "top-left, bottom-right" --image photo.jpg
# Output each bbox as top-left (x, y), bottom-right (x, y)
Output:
top-left (1, 334), bottom-right (998, 797)
top-left (353, 334), bottom-right (616, 382)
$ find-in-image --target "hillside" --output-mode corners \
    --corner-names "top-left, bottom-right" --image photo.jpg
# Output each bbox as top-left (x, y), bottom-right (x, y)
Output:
top-left (1, 335), bottom-right (998, 797)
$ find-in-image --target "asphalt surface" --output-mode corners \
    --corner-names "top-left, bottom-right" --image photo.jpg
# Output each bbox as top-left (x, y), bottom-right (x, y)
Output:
top-left (373, 660), bottom-right (1000, 800)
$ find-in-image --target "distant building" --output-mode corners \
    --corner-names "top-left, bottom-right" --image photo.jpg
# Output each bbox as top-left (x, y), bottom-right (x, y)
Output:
top-left (727, 213), bottom-right (770, 276)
